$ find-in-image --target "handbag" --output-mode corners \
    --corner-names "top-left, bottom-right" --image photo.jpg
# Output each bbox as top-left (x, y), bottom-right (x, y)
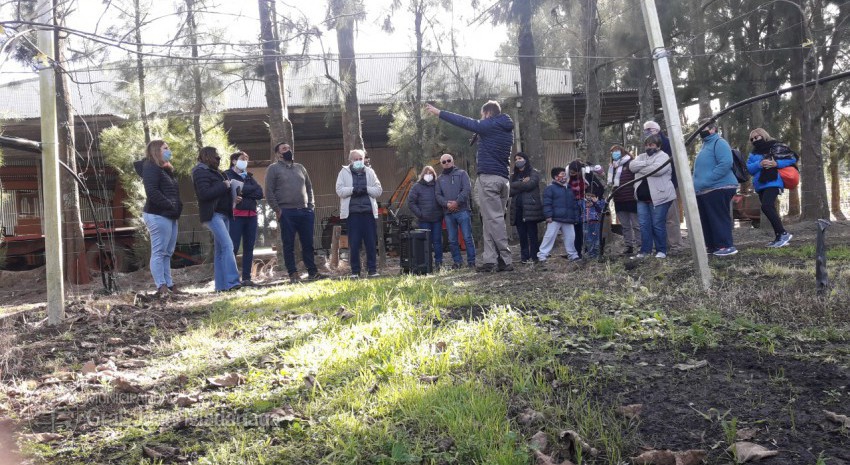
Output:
top-left (779, 166), bottom-right (799, 189)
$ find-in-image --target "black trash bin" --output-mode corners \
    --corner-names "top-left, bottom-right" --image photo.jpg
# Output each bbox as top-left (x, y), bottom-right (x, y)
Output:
top-left (400, 228), bottom-right (432, 275)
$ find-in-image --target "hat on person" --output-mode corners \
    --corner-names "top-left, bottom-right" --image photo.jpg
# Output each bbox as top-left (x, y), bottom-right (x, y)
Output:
top-left (643, 121), bottom-right (661, 131)
top-left (515, 152), bottom-right (529, 162)
top-left (592, 165), bottom-right (604, 174)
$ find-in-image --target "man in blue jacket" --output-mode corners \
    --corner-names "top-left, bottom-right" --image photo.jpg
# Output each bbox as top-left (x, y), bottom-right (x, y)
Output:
top-left (425, 101), bottom-right (514, 272)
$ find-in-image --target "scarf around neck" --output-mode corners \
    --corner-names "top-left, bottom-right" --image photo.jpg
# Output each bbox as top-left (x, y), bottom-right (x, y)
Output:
top-left (607, 155), bottom-right (632, 186)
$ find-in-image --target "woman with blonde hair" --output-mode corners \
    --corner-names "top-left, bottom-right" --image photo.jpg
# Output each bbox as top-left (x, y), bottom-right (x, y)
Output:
top-left (607, 144), bottom-right (640, 255)
top-left (133, 139), bottom-right (183, 295)
top-left (408, 164), bottom-right (444, 269)
top-left (746, 128), bottom-right (795, 247)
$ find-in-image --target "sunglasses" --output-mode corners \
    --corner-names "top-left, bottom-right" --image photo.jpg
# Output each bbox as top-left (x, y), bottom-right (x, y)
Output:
top-left (440, 160), bottom-right (452, 164)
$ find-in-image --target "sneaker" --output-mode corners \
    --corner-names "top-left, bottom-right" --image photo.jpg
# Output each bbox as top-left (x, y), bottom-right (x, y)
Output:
top-left (520, 259), bottom-right (533, 265)
top-left (774, 232), bottom-right (793, 248)
top-left (367, 272), bottom-right (380, 278)
top-left (167, 285), bottom-right (187, 294)
top-left (713, 247), bottom-right (738, 257)
top-left (348, 273), bottom-right (360, 279)
top-left (156, 284), bottom-right (171, 296)
top-left (475, 263), bottom-right (496, 273)
top-left (655, 252), bottom-right (667, 259)
top-left (497, 263), bottom-right (514, 272)
top-left (632, 253), bottom-right (647, 259)
top-left (289, 272), bottom-right (302, 283)
top-left (451, 263), bottom-right (463, 270)
top-left (225, 284), bottom-right (242, 292)
top-left (240, 279), bottom-right (255, 287)
top-left (766, 240), bottom-right (778, 248)
top-left (306, 272), bottom-right (328, 281)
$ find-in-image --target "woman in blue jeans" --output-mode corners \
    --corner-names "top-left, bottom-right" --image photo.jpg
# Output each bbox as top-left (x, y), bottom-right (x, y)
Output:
top-left (408, 165), bottom-right (444, 270)
top-left (225, 151), bottom-right (264, 286)
top-left (628, 134), bottom-right (676, 259)
top-left (134, 139), bottom-right (182, 295)
top-left (192, 147), bottom-right (242, 292)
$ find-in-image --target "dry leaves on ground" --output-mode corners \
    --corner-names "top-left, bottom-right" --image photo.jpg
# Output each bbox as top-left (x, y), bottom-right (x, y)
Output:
top-left (529, 431), bottom-right (548, 452)
top-left (173, 393), bottom-right (200, 407)
top-left (418, 375), bottom-right (439, 384)
top-left (259, 404), bottom-right (308, 427)
top-left (335, 306), bottom-right (355, 320)
top-left (518, 407), bottom-right (545, 425)
top-left (206, 372), bottom-right (245, 388)
top-left (728, 442), bottom-right (778, 462)
top-left (617, 403), bottom-right (643, 420)
top-left (19, 432), bottom-right (63, 444)
top-left (112, 376), bottom-right (147, 393)
top-left (630, 449), bottom-right (706, 465)
top-left (673, 360), bottom-right (708, 371)
top-left (559, 430), bottom-right (598, 457)
top-left (143, 444), bottom-right (179, 460)
top-left (534, 450), bottom-right (576, 465)
top-left (736, 428), bottom-right (758, 441)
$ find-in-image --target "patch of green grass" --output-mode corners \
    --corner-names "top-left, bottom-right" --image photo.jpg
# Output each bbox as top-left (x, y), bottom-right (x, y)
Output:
top-left (751, 243), bottom-right (850, 261)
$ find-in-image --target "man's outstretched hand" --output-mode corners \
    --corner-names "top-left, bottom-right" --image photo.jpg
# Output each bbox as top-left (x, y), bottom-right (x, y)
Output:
top-left (424, 103), bottom-right (440, 116)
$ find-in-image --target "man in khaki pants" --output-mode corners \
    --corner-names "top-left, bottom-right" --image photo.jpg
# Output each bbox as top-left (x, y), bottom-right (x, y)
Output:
top-left (426, 100), bottom-right (514, 272)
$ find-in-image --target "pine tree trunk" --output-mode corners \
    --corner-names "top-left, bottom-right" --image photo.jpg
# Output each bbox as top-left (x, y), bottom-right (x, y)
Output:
top-left (54, 5), bottom-right (90, 284)
top-left (185, 0), bottom-right (204, 150)
top-left (828, 115), bottom-right (845, 220)
top-left (580, 0), bottom-right (602, 164)
top-left (337, 17), bottom-right (364, 154)
top-left (787, 108), bottom-right (801, 217)
top-left (258, 0), bottom-right (293, 159)
top-left (516, 0), bottom-right (543, 163)
top-left (134, 0), bottom-right (150, 145)
top-left (691, 0), bottom-right (711, 119)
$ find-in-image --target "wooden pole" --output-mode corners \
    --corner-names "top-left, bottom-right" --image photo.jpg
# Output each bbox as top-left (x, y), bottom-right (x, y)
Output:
top-left (329, 225), bottom-right (341, 270)
top-left (377, 215), bottom-right (386, 269)
top-left (37, 0), bottom-right (65, 324)
top-left (640, 0), bottom-right (712, 289)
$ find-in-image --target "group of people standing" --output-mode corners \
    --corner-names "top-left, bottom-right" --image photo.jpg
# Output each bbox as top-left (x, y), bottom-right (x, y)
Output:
top-left (134, 99), bottom-right (796, 292)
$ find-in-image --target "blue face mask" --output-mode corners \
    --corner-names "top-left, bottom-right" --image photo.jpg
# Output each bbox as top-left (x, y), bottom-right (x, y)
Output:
top-left (352, 160), bottom-right (365, 170)
top-left (239, 171), bottom-right (248, 179)
top-left (163, 149), bottom-right (172, 161)
top-left (612, 151), bottom-right (621, 161)
top-left (235, 159), bottom-right (248, 171)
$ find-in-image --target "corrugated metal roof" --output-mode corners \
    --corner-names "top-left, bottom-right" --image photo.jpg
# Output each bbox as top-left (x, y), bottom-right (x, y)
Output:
top-left (0, 54), bottom-right (572, 120)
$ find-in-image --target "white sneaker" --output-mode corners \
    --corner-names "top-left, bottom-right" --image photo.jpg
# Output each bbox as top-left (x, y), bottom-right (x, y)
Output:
top-left (632, 253), bottom-right (647, 259)
top-left (655, 252), bottom-right (667, 259)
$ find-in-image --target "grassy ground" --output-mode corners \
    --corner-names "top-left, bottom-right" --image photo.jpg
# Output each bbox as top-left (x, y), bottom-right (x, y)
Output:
top-left (2, 237), bottom-right (850, 464)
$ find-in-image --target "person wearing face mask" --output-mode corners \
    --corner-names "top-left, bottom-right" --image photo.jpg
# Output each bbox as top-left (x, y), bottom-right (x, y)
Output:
top-left (192, 146), bottom-right (242, 292)
top-left (607, 145), bottom-right (640, 255)
top-left (509, 152), bottom-right (544, 264)
top-left (407, 165), bottom-right (444, 270)
top-left (644, 120), bottom-right (682, 253)
top-left (134, 139), bottom-right (183, 295)
top-left (746, 128), bottom-right (795, 248)
top-left (336, 149), bottom-right (383, 278)
top-left (629, 134), bottom-right (676, 259)
top-left (225, 151), bottom-right (264, 286)
top-left (435, 153), bottom-right (476, 270)
top-left (537, 167), bottom-right (580, 267)
top-left (265, 143), bottom-right (326, 283)
top-left (692, 119), bottom-right (740, 257)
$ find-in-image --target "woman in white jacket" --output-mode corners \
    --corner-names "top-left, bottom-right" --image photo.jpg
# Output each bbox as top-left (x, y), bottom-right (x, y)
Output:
top-left (629, 134), bottom-right (676, 259)
top-left (336, 149), bottom-right (383, 277)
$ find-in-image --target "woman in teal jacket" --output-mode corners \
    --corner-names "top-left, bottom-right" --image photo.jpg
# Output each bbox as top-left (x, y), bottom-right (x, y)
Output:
top-left (746, 128), bottom-right (794, 248)
top-left (692, 121), bottom-right (740, 256)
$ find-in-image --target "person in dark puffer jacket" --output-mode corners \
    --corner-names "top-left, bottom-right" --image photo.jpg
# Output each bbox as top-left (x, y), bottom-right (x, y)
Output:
top-left (425, 100), bottom-right (514, 272)
top-left (537, 167), bottom-right (580, 266)
top-left (225, 151), bottom-right (264, 286)
top-left (134, 139), bottom-right (182, 295)
top-left (192, 146), bottom-right (241, 292)
top-left (509, 152), bottom-right (544, 263)
top-left (408, 165), bottom-right (444, 269)
top-left (607, 145), bottom-right (640, 255)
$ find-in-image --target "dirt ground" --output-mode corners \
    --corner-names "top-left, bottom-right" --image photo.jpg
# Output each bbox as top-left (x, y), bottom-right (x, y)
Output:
top-left (1, 219), bottom-right (848, 464)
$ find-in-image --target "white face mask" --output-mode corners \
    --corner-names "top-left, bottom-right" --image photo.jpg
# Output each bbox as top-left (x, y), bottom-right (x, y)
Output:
top-left (424, 174), bottom-right (434, 183)
top-left (235, 159), bottom-right (248, 171)
top-left (352, 160), bottom-right (365, 170)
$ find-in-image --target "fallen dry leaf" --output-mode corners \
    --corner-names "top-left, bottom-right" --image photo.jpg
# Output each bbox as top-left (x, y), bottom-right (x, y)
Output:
top-left (112, 376), bottom-right (146, 394)
top-left (143, 444), bottom-right (179, 459)
top-left (518, 407), bottom-right (545, 425)
top-left (823, 410), bottom-right (850, 428)
top-left (173, 393), bottom-right (199, 407)
top-left (118, 359), bottom-right (147, 369)
top-left (674, 449), bottom-right (707, 465)
top-left (559, 430), bottom-right (598, 457)
top-left (207, 372), bottom-right (245, 388)
top-left (534, 450), bottom-right (575, 465)
top-left (335, 306), bottom-right (355, 320)
top-left (107, 337), bottom-right (123, 345)
top-left (673, 360), bottom-right (708, 371)
top-left (434, 341), bottom-right (448, 353)
top-left (617, 404), bottom-right (643, 420)
top-left (631, 449), bottom-right (676, 465)
top-left (303, 374), bottom-right (317, 389)
top-left (729, 442), bottom-right (778, 462)
top-left (96, 360), bottom-right (117, 372)
top-left (418, 375), bottom-right (439, 384)
top-left (20, 432), bottom-right (63, 444)
top-left (736, 428), bottom-right (758, 441)
top-left (81, 361), bottom-right (96, 376)
top-left (529, 431), bottom-right (548, 452)
top-left (259, 405), bottom-right (306, 426)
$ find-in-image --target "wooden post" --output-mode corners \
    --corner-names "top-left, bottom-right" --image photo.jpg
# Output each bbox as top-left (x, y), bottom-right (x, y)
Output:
top-left (38, 0), bottom-right (65, 324)
top-left (329, 225), bottom-right (341, 270)
top-left (377, 215), bottom-right (386, 269)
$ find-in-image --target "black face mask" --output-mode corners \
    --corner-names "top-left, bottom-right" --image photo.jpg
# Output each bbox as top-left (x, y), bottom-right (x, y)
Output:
top-left (645, 148), bottom-right (658, 156)
top-left (699, 130), bottom-right (712, 139)
top-left (282, 151), bottom-right (294, 162)
top-left (752, 139), bottom-right (772, 154)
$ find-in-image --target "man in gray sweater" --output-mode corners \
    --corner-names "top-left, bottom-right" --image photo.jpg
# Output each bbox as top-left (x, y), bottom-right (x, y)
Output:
top-left (265, 143), bottom-right (325, 282)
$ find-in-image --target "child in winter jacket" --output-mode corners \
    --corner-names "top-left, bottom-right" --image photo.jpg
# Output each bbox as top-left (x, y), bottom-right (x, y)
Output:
top-left (578, 192), bottom-right (606, 258)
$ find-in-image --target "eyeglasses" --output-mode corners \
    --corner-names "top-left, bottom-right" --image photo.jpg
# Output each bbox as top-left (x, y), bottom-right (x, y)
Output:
top-left (750, 136), bottom-right (762, 142)
top-left (440, 160), bottom-right (452, 164)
